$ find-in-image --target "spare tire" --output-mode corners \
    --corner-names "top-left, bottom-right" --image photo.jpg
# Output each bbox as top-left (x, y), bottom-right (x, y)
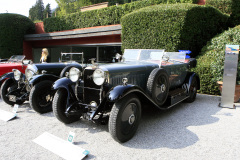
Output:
top-left (147, 68), bottom-right (169, 106)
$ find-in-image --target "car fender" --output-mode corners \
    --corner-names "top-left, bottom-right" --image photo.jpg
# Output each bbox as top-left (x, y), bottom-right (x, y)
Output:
top-left (184, 72), bottom-right (200, 91)
top-left (29, 74), bottom-right (59, 86)
top-left (52, 77), bottom-right (74, 90)
top-left (107, 84), bottom-right (146, 102)
top-left (52, 77), bottom-right (78, 102)
top-left (0, 72), bottom-right (15, 87)
top-left (0, 72), bottom-right (14, 81)
top-left (91, 84), bottom-right (166, 120)
top-left (90, 84), bottom-right (169, 120)
top-left (91, 84), bottom-right (144, 120)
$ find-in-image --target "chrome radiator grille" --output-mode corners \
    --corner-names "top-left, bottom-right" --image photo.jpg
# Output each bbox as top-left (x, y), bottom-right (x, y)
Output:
top-left (83, 69), bottom-right (101, 104)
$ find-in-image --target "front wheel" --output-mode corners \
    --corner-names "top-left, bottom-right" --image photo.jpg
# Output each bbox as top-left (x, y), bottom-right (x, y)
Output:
top-left (109, 93), bottom-right (141, 143)
top-left (29, 80), bottom-right (53, 113)
top-left (0, 79), bottom-right (24, 106)
top-left (52, 88), bottom-right (79, 124)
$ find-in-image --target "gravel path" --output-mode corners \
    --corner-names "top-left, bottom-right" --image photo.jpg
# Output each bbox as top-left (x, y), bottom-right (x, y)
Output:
top-left (0, 94), bottom-right (240, 160)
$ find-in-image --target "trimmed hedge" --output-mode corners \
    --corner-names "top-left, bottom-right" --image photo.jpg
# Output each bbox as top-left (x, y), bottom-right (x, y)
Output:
top-left (44, 0), bottom-right (195, 32)
top-left (0, 13), bottom-right (35, 58)
top-left (206, 0), bottom-right (232, 15)
top-left (192, 25), bottom-right (240, 95)
top-left (121, 3), bottom-right (229, 57)
top-left (230, 0), bottom-right (240, 26)
top-left (206, 0), bottom-right (240, 26)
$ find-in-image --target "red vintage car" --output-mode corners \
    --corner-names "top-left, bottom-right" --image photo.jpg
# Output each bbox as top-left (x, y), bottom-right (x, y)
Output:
top-left (0, 55), bottom-right (29, 76)
top-left (0, 55), bottom-right (30, 87)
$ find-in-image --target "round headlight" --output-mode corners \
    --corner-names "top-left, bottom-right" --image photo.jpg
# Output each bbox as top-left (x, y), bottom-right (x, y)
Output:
top-left (13, 69), bottom-right (22, 81)
top-left (93, 69), bottom-right (105, 86)
top-left (25, 69), bottom-right (34, 81)
top-left (69, 67), bottom-right (81, 82)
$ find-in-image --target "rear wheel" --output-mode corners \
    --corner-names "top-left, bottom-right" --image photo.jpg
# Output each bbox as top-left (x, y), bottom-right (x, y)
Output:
top-left (52, 88), bottom-right (79, 124)
top-left (29, 80), bottom-right (53, 113)
top-left (147, 68), bottom-right (169, 106)
top-left (0, 79), bottom-right (24, 106)
top-left (109, 94), bottom-right (141, 143)
top-left (185, 76), bottom-right (198, 103)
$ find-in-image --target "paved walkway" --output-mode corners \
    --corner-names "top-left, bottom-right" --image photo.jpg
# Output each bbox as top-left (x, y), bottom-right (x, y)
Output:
top-left (0, 94), bottom-right (240, 160)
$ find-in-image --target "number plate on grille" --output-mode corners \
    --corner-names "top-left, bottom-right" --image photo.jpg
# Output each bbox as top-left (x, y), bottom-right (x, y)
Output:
top-left (8, 95), bottom-right (16, 102)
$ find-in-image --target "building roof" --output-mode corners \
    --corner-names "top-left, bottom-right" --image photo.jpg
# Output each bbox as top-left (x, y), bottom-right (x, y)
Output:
top-left (81, 2), bottom-right (109, 12)
top-left (24, 24), bottom-right (121, 41)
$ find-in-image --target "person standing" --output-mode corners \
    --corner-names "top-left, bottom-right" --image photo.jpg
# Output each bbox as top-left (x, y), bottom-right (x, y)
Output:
top-left (40, 48), bottom-right (50, 63)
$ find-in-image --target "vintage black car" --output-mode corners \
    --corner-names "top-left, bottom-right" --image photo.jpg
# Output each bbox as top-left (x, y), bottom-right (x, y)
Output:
top-left (0, 53), bottom-right (84, 113)
top-left (52, 49), bottom-right (200, 143)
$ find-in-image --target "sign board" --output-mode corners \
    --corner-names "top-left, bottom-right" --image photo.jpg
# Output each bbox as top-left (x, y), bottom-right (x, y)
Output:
top-left (0, 109), bottom-right (17, 122)
top-left (219, 45), bottom-right (239, 108)
top-left (33, 132), bottom-right (89, 160)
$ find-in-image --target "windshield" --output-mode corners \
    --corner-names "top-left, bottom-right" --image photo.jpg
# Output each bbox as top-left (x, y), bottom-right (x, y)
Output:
top-left (165, 52), bottom-right (186, 63)
top-left (61, 53), bottom-right (83, 63)
top-left (123, 49), bottom-right (165, 61)
top-left (8, 55), bottom-right (25, 62)
top-left (122, 49), bottom-right (186, 63)
top-left (122, 49), bottom-right (140, 61)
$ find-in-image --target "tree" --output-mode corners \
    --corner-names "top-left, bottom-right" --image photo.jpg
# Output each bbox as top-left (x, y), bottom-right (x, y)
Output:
top-left (43, 3), bottom-right (52, 18)
top-left (56, 0), bottom-right (83, 16)
top-left (29, 0), bottom-right (47, 21)
top-left (55, 0), bottom-right (138, 16)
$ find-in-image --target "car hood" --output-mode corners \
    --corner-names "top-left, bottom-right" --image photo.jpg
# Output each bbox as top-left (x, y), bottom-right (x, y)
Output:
top-left (0, 62), bottom-right (23, 66)
top-left (0, 63), bottom-right (27, 76)
top-left (86, 61), bottom-right (160, 82)
top-left (84, 61), bottom-right (160, 89)
top-left (27, 62), bottom-right (82, 76)
top-left (98, 61), bottom-right (160, 73)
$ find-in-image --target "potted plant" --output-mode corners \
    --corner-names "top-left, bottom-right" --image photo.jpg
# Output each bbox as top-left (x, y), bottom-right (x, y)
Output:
top-left (217, 81), bottom-right (240, 103)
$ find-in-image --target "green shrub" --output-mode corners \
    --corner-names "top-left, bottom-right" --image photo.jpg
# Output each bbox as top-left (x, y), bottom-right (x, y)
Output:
top-left (206, 0), bottom-right (232, 15)
top-left (206, 0), bottom-right (240, 26)
top-left (192, 25), bottom-right (240, 95)
top-left (43, 0), bottom-right (195, 32)
top-left (230, 0), bottom-right (240, 26)
top-left (0, 13), bottom-right (35, 58)
top-left (121, 3), bottom-right (229, 57)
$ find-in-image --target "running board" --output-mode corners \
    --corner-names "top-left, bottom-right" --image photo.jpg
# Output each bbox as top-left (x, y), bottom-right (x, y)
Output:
top-left (168, 88), bottom-right (187, 105)
top-left (162, 88), bottom-right (189, 109)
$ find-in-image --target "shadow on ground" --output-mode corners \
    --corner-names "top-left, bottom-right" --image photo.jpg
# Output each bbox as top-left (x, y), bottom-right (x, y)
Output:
top-left (122, 94), bottom-right (222, 149)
